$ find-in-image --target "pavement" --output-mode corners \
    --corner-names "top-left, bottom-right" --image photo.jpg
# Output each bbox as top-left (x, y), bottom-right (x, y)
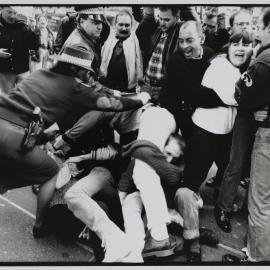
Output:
top-left (0, 164), bottom-right (248, 265)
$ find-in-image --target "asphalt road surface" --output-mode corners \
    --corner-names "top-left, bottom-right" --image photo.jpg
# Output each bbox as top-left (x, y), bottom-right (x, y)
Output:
top-left (0, 164), bottom-right (248, 265)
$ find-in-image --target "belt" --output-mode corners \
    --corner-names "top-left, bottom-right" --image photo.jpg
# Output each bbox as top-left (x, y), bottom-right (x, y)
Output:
top-left (0, 115), bottom-right (28, 129)
top-left (256, 121), bottom-right (270, 128)
top-left (0, 117), bottom-right (26, 135)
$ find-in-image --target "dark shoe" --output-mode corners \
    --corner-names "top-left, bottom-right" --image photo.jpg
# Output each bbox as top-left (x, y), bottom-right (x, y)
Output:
top-left (214, 207), bottom-right (231, 233)
top-left (143, 234), bottom-right (177, 258)
top-left (188, 251), bottom-right (201, 263)
top-left (222, 253), bottom-right (248, 262)
top-left (199, 227), bottom-right (219, 247)
top-left (32, 225), bottom-right (51, 239)
top-left (240, 178), bottom-right (250, 190)
top-left (205, 176), bottom-right (219, 188)
top-left (31, 184), bottom-right (40, 195)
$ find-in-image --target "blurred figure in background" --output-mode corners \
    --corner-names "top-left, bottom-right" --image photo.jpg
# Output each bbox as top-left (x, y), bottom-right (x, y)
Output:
top-left (0, 6), bottom-right (38, 94)
top-left (31, 14), bottom-right (55, 71)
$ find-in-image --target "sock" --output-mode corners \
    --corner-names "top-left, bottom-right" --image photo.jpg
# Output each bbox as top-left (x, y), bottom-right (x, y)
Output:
top-left (151, 224), bottom-right (169, 241)
top-left (188, 238), bottom-right (200, 253)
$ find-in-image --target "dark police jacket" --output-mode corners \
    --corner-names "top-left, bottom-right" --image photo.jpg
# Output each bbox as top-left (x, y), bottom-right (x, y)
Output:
top-left (0, 15), bottom-right (38, 74)
top-left (236, 44), bottom-right (270, 115)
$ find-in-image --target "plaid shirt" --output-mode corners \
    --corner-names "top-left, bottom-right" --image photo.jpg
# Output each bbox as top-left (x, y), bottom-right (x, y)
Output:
top-left (145, 33), bottom-right (168, 84)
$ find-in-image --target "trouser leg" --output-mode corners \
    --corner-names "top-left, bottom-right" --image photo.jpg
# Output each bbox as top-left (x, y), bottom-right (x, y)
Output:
top-left (217, 112), bottom-right (255, 212)
top-left (247, 128), bottom-right (270, 261)
top-left (174, 187), bottom-right (203, 240)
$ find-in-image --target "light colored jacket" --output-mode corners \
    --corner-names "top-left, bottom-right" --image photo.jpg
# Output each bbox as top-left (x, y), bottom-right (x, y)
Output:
top-left (100, 31), bottom-right (143, 90)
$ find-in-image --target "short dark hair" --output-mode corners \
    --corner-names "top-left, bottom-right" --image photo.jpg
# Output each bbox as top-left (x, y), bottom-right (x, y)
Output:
top-left (261, 7), bottom-right (270, 29)
top-left (204, 11), bottom-right (217, 21)
top-left (76, 13), bottom-right (89, 24)
top-left (229, 29), bottom-right (253, 44)
top-left (158, 6), bottom-right (179, 17)
top-left (115, 9), bottom-right (133, 25)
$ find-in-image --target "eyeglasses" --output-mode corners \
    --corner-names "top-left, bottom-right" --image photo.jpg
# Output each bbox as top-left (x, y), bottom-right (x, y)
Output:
top-left (234, 22), bottom-right (250, 27)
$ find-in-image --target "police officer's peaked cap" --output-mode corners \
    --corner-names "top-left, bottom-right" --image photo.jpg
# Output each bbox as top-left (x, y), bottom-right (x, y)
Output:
top-left (75, 6), bottom-right (105, 22)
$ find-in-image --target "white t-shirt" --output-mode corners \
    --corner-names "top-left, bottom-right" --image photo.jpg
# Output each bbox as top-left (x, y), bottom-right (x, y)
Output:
top-left (192, 55), bottom-right (239, 134)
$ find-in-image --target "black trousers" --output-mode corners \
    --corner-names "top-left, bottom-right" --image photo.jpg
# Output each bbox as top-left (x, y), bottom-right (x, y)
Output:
top-left (183, 123), bottom-right (232, 192)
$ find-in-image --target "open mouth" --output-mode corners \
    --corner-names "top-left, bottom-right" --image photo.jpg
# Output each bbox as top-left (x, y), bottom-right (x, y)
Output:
top-left (184, 49), bottom-right (193, 57)
top-left (234, 52), bottom-right (245, 60)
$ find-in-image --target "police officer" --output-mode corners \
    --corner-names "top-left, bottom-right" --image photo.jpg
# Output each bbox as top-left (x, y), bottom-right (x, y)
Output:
top-left (0, 43), bottom-right (150, 239)
top-left (224, 7), bottom-right (270, 262)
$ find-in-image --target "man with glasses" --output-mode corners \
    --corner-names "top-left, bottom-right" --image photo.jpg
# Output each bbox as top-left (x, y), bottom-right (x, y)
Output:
top-left (230, 10), bottom-right (253, 33)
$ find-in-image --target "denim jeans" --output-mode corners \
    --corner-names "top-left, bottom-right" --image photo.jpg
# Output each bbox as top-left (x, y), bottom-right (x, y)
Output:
top-left (174, 187), bottom-right (203, 240)
top-left (247, 127), bottom-right (270, 261)
top-left (217, 111), bottom-right (256, 212)
top-left (121, 191), bottom-right (145, 251)
top-left (133, 107), bottom-right (176, 230)
top-left (65, 166), bottom-right (124, 233)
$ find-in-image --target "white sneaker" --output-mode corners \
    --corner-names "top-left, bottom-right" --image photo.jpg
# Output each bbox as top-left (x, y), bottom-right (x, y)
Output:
top-left (102, 234), bottom-right (132, 263)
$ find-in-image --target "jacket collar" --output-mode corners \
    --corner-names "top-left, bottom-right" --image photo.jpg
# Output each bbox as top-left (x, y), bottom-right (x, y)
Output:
top-left (257, 43), bottom-right (270, 57)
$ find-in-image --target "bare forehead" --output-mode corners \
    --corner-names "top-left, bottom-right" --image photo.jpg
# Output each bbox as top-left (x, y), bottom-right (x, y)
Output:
top-left (179, 23), bottom-right (200, 37)
top-left (116, 14), bottom-right (132, 24)
top-left (234, 12), bottom-right (251, 22)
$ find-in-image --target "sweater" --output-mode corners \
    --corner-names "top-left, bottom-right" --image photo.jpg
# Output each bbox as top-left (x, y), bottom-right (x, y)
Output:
top-left (118, 139), bottom-right (182, 193)
top-left (160, 46), bottom-right (226, 129)
top-left (192, 55), bottom-right (238, 134)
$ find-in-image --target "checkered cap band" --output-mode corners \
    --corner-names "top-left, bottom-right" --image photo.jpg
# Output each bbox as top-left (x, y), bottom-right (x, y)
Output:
top-left (57, 44), bottom-right (94, 72)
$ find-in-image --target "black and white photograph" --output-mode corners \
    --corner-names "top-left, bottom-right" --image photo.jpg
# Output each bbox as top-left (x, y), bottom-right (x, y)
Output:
top-left (0, 1), bottom-right (269, 266)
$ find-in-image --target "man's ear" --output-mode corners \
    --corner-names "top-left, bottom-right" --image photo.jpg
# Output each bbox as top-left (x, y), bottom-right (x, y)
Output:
top-left (200, 33), bottom-right (205, 45)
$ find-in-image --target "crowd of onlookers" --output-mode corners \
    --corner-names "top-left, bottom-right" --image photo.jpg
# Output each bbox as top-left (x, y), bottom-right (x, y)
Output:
top-left (0, 4), bottom-right (270, 264)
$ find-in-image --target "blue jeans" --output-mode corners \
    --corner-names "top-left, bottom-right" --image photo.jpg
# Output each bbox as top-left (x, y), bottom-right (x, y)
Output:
top-left (217, 111), bottom-right (256, 212)
top-left (174, 187), bottom-right (203, 240)
top-left (248, 127), bottom-right (270, 261)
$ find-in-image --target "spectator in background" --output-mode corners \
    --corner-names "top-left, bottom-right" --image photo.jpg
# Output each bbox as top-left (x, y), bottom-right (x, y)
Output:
top-left (203, 11), bottom-right (229, 53)
top-left (230, 9), bottom-right (253, 34)
top-left (0, 6), bottom-right (39, 94)
top-left (31, 14), bottom-right (55, 70)
top-left (136, 6), bottom-right (198, 104)
top-left (99, 9), bottom-right (143, 93)
top-left (54, 8), bottom-right (77, 54)
top-left (28, 16), bottom-right (36, 31)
